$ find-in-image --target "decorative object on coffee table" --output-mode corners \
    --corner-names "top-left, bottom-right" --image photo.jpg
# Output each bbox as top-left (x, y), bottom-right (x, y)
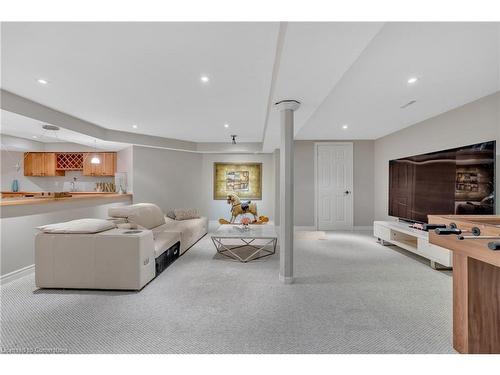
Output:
top-left (240, 216), bottom-right (251, 230)
top-left (219, 192), bottom-right (269, 224)
top-left (227, 193), bottom-right (258, 222)
top-left (211, 224), bottom-right (277, 263)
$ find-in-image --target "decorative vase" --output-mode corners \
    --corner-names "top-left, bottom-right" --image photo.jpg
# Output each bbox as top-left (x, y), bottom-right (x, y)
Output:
top-left (11, 179), bottom-right (19, 192)
top-left (240, 217), bottom-right (251, 230)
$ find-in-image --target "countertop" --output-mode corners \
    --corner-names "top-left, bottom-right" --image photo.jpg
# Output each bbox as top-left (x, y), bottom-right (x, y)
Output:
top-left (0, 192), bottom-right (132, 207)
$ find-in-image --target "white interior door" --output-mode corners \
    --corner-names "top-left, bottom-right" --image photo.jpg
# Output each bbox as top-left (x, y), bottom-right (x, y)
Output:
top-left (315, 142), bottom-right (354, 230)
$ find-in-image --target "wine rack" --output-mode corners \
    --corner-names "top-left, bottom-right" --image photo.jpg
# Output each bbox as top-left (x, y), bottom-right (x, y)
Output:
top-left (56, 152), bottom-right (84, 170)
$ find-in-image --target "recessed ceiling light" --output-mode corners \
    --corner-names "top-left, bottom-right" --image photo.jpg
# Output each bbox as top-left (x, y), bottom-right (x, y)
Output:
top-left (32, 136), bottom-right (38, 139)
top-left (224, 123), bottom-right (229, 128)
top-left (342, 124), bottom-right (348, 130)
top-left (407, 77), bottom-right (418, 84)
top-left (132, 125), bottom-right (138, 129)
top-left (200, 75), bottom-right (209, 83)
top-left (37, 78), bottom-right (48, 85)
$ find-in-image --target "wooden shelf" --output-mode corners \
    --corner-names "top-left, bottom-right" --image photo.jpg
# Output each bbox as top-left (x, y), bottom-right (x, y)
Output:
top-left (83, 152), bottom-right (116, 176)
top-left (24, 152), bottom-right (64, 176)
top-left (56, 152), bottom-right (84, 170)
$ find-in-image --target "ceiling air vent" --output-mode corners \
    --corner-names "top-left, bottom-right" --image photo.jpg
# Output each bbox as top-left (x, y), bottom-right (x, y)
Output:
top-left (400, 100), bottom-right (417, 109)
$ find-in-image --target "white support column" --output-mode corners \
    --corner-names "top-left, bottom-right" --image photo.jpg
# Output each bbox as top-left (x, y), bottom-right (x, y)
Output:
top-left (274, 100), bottom-right (300, 284)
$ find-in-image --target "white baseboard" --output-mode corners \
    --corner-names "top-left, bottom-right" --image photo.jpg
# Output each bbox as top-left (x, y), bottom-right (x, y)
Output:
top-left (275, 226), bottom-right (317, 231)
top-left (209, 222), bottom-right (368, 232)
top-left (0, 264), bottom-right (34, 286)
top-left (294, 226), bottom-right (316, 231)
top-left (279, 274), bottom-right (294, 284)
top-left (208, 220), bottom-right (221, 231)
top-left (291, 226), bottom-right (374, 231)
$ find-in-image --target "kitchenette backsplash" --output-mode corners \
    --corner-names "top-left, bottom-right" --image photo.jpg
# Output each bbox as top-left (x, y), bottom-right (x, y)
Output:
top-left (2, 164), bottom-right (114, 193)
top-left (1, 150), bottom-right (119, 193)
top-left (28, 171), bottom-right (115, 192)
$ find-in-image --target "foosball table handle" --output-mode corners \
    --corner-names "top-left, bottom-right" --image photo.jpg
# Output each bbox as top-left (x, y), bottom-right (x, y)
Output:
top-left (423, 223), bottom-right (447, 231)
top-left (487, 242), bottom-right (500, 251)
top-left (435, 228), bottom-right (462, 235)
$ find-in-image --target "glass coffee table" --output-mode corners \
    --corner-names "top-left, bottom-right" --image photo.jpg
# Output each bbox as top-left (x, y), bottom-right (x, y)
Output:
top-left (211, 224), bottom-right (278, 262)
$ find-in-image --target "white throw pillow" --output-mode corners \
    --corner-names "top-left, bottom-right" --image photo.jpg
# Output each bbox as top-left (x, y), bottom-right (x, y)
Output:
top-left (173, 208), bottom-right (200, 221)
top-left (37, 219), bottom-right (116, 234)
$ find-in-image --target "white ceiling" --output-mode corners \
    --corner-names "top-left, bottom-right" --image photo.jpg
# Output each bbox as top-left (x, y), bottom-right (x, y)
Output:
top-left (263, 22), bottom-right (384, 151)
top-left (297, 22), bottom-right (500, 141)
top-left (0, 110), bottom-right (127, 150)
top-left (1, 22), bottom-right (499, 151)
top-left (1, 22), bottom-right (279, 143)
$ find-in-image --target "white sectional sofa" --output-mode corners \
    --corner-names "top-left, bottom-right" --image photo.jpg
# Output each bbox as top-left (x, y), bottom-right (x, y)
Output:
top-left (108, 203), bottom-right (208, 255)
top-left (163, 216), bottom-right (209, 255)
top-left (34, 204), bottom-right (207, 290)
top-left (35, 228), bottom-right (157, 290)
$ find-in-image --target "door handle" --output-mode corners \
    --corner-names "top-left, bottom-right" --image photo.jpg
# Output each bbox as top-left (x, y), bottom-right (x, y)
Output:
top-left (344, 190), bottom-right (350, 195)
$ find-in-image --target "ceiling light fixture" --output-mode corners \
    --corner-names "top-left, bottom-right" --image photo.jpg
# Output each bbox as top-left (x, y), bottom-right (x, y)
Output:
top-left (224, 123), bottom-right (229, 128)
top-left (132, 125), bottom-right (138, 129)
top-left (400, 100), bottom-right (417, 109)
top-left (37, 78), bottom-right (48, 85)
top-left (32, 136), bottom-right (38, 139)
top-left (42, 124), bottom-right (60, 131)
top-left (407, 77), bottom-right (418, 84)
top-left (200, 75), bottom-right (209, 83)
top-left (342, 124), bottom-right (348, 130)
top-left (39, 124), bottom-right (60, 141)
top-left (90, 139), bottom-right (101, 164)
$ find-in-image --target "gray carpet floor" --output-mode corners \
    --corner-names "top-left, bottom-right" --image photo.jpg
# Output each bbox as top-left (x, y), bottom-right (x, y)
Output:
top-left (0, 231), bottom-right (455, 354)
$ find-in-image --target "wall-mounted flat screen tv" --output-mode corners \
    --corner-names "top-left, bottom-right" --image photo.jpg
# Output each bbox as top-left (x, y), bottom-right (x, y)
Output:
top-left (389, 141), bottom-right (496, 223)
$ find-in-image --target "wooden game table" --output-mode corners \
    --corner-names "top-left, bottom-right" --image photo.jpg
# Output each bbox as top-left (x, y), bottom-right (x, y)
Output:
top-left (428, 215), bottom-right (500, 354)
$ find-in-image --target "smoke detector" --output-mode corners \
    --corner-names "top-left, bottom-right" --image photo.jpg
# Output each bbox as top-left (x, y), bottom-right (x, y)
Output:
top-left (400, 100), bottom-right (417, 109)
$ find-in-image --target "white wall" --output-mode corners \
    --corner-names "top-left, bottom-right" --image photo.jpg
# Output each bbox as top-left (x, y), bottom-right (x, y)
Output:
top-left (117, 146), bottom-right (133, 193)
top-left (1, 197), bottom-right (132, 278)
top-left (201, 153), bottom-right (276, 222)
top-left (132, 146), bottom-right (203, 214)
top-left (374, 91), bottom-right (500, 221)
top-left (293, 140), bottom-right (375, 227)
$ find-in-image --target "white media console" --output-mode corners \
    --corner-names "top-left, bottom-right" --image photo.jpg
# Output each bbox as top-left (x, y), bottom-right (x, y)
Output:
top-left (373, 221), bottom-right (452, 269)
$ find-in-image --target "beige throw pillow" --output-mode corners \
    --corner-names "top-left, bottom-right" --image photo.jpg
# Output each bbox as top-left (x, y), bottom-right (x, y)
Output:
top-left (173, 208), bottom-right (200, 221)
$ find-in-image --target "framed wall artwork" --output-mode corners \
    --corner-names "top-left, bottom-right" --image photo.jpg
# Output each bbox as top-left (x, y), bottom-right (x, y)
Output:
top-left (213, 162), bottom-right (262, 200)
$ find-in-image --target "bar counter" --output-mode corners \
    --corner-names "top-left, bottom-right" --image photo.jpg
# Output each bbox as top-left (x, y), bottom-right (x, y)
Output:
top-left (0, 192), bottom-right (133, 279)
top-left (0, 192), bottom-right (133, 207)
